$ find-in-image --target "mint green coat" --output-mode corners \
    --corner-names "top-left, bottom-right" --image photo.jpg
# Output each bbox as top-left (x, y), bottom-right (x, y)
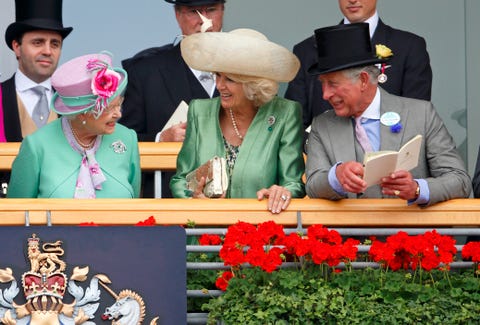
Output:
top-left (170, 97), bottom-right (305, 198)
top-left (7, 118), bottom-right (141, 198)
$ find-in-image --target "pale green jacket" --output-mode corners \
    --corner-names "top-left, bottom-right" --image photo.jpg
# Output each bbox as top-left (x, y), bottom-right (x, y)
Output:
top-left (8, 118), bottom-right (141, 198)
top-left (170, 96), bottom-right (305, 198)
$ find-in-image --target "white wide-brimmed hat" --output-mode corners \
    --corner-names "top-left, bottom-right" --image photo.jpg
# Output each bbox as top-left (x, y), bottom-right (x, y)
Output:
top-left (180, 28), bottom-right (300, 82)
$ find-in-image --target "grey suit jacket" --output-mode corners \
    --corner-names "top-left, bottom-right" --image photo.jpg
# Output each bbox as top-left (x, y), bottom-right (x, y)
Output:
top-left (305, 88), bottom-right (471, 205)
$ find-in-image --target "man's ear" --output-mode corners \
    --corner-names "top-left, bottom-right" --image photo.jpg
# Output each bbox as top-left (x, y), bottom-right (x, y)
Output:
top-left (12, 39), bottom-right (22, 59)
top-left (359, 70), bottom-right (370, 90)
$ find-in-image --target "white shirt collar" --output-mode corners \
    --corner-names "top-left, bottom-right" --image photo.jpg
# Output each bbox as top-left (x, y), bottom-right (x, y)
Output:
top-left (343, 11), bottom-right (379, 38)
top-left (360, 87), bottom-right (381, 120)
top-left (190, 67), bottom-right (216, 97)
top-left (15, 69), bottom-right (52, 92)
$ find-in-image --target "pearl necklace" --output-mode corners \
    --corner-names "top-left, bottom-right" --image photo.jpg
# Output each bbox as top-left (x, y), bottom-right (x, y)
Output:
top-left (69, 121), bottom-right (96, 150)
top-left (228, 108), bottom-right (244, 140)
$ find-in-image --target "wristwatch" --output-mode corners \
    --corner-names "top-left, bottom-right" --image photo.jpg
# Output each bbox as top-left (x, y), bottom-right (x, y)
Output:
top-left (415, 183), bottom-right (420, 198)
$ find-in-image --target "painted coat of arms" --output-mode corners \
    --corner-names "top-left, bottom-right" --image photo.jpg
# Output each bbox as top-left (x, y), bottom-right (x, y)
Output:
top-left (0, 234), bottom-right (158, 325)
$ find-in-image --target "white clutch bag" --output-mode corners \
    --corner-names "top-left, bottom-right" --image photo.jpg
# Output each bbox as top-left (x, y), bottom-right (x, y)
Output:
top-left (186, 156), bottom-right (229, 198)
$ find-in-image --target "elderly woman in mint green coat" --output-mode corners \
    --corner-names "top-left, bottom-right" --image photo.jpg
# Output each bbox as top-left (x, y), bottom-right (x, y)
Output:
top-left (8, 53), bottom-right (140, 198)
top-left (170, 28), bottom-right (305, 214)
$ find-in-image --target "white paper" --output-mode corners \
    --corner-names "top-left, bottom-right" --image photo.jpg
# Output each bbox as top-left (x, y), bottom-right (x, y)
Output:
top-left (161, 100), bottom-right (188, 132)
top-left (363, 135), bottom-right (422, 187)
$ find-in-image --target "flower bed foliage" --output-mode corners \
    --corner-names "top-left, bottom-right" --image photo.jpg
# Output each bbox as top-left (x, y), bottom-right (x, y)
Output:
top-left (198, 221), bottom-right (480, 324)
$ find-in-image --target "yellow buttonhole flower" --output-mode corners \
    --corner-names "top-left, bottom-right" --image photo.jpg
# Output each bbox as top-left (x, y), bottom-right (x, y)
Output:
top-left (376, 44), bottom-right (393, 59)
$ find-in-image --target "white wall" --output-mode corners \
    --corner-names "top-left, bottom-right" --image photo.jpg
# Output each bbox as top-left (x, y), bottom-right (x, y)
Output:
top-left (0, 0), bottom-right (17, 82)
top-left (0, 0), bottom-right (179, 75)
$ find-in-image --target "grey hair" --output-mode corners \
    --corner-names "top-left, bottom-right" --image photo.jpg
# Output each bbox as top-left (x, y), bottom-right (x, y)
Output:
top-left (342, 65), bottom-right (380, 84)
top-left (64, 111), bottom-right (89, 121)
top-left (224, 73), bottom-right (278, 107)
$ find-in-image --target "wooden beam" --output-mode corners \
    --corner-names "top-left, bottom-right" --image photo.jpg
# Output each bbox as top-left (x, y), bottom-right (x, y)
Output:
top-left (0, 142), bottom-right (182, 171)
top-left (1, 198), bottom-right (479, 227)
top-left (138, 142), bottom-right (181, 170)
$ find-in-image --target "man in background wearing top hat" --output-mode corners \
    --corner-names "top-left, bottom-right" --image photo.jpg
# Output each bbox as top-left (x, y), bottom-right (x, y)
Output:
top-left (305, 23), bottom-right (470, 206)
top-left (120, 0), bottom-right (225, 198)
top-left (286, 0), bottom-right (432, 135)
top-left (0, 0), bottom-right (72, 196)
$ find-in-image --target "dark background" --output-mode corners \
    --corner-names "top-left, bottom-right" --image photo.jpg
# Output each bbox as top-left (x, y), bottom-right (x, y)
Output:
top-left (0, 226), bottom-right (186, 324)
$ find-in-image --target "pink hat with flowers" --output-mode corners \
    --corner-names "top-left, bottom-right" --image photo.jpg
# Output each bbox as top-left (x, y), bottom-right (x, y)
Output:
top-left (50, 52), bottom-right (127, 118)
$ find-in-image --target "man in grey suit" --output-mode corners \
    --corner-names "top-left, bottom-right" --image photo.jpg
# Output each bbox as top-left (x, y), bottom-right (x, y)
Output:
top-left (286, 0), bottom-right (432, 132)
top-left (305, 23), bottom-right (471, 206)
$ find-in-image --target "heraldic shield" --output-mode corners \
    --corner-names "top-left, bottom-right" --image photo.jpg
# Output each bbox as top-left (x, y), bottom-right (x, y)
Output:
top-left (0, 226), bottom-right (186, 324)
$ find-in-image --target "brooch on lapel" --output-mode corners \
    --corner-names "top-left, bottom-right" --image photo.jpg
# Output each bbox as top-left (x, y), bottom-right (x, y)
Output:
top-left (267, 115), bottom-right (276, 132)
top-left (380, 112), bottom-right (402, 133)
top-left (111, 140), bottom-right (127, 153)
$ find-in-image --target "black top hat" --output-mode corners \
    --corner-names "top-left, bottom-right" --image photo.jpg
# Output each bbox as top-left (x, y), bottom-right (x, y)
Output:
top-left (5, 0), bottom-right (73, 50)
top-left (164, 0), bottom-right (225, 6)
top-left (308, 23), bottom-right (387, 75)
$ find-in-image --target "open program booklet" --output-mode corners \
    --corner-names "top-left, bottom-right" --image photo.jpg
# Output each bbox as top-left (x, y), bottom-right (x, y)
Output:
top-left (362, 135), bottom-right (422, 187)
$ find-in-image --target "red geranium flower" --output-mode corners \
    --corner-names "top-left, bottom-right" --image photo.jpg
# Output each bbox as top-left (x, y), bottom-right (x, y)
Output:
top-left (199, 234), bottom-right (223, 246)
top-left (462, 241), bottom-right (480, 262)
top-left (215, 270), bottom-right (234, 291)
top-left (135, 216), bottom-right (156, 226)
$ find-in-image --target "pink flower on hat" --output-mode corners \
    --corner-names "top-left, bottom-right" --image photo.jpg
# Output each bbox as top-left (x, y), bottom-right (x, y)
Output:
top-left (86, 58), bottom-right (121, 118)
top-left (91, 67), bottom-right (121, 98)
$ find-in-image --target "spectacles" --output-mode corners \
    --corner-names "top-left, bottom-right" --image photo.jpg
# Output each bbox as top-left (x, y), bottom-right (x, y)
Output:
top-left (103, 102), bottom-right (123, 114)
top-left (180, 6), bottom-right (222, 19)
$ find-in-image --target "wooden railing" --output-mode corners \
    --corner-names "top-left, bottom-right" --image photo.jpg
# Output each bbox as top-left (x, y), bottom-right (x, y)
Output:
top-left (2, 198), bottom-right (480, 227)
top-left (2, 142), bottom-right (479, 227)
top-left (0, 142), bottom-right (182, 171)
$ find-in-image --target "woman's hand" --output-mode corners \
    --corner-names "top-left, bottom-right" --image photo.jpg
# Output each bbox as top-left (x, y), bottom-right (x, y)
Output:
top-left (191, 176), bottom-right (226, 199)
top-left (257, 185), bottom-right (292, 214)
top-left (192, 176), bottom-right (207, 198)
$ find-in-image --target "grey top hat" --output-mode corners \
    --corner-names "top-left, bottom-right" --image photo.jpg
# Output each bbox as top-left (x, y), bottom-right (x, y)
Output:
top-left (5, 0), bottom-right (73, 50)
top-left (164, 0), bottom-right (225, 6)
top-left (308, 23), bottom-right (387, 75)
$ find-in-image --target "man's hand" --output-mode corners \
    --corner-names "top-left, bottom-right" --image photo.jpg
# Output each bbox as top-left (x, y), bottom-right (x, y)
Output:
top-left (336, 161), bottom-right (367, 194)
top-left (380, 170), bottom-right (418, 200)
top-left (159, 122), bottom-right (187, 142)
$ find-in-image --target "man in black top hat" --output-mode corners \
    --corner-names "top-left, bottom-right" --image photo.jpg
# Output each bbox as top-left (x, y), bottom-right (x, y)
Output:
top-left (0, 0), bottom-right (72, 196)
top-left (1, 0), bottom-right (72, 141)
top-left (285, 0), bottom-right (432, 135)
top-left (120, 0), bottom-right (225, 198)
top-left (305, 23), bottom-right (470, 206)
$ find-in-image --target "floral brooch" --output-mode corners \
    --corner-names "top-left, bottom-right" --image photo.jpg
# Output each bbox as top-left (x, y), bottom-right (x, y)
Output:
top-left (111, 140), bottom-right (127, 153)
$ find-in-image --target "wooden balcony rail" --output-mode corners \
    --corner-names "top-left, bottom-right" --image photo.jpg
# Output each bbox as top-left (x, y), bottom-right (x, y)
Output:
top-left (0, 142), bottom-right (182, 171)
top-left (1, 198), bottom-right (480, 227)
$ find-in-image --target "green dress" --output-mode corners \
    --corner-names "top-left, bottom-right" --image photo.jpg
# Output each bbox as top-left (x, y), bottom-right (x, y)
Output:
top-left (170, 96), bottom-right (305, 198)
